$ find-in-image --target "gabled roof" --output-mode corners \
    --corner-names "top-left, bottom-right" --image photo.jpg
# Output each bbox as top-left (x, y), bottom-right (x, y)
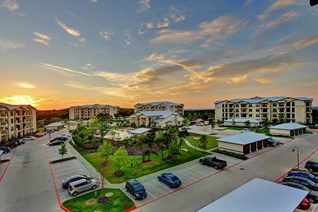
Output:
top-left (269, 123), bottom-right (307, 130)
top-left (224, 118), bottom-right (262, 123)
top-left (135, 101), bottom-right (183, 107)
top-left (215, 96), bottom-right (313, 104)
top-left (197, 178), bottom-right (308, 212)
top-left (0, 102), bottom-right (36, 110)
top-left (218, 132), bottom-right (270, 145)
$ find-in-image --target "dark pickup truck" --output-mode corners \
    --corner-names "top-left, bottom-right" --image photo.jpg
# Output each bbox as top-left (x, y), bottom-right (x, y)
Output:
top-left (199, 156), bottom-right (227, 169)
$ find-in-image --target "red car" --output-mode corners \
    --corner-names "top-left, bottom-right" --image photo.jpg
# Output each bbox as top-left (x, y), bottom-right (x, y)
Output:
top-left (298, 198), bottom-right (311, 210)
top-left (34, 133), bottom-right (44, 138)
top-left (2, 141), bottom-right (18, 148)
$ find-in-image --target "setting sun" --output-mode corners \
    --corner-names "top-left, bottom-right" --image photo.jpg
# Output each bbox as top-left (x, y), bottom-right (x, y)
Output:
top-left (0, 95), bottom-right (43, 106)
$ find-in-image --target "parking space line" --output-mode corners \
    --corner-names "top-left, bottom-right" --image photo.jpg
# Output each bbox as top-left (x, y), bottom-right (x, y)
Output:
top-left (175, 170), bottom-right (197, 180)
top-left (0, 152), bottom-right (14, 182)
top-left (146, 191), bottom-right (157, 199)
top-left (187, 166), bottom-right (209, 176)
top-left (152, 179), bottom-right (173, 192)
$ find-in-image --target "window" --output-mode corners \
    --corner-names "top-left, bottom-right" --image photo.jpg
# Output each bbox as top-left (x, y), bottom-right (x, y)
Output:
top-left (249, 109), bottom-right (252, 112)
top-left (256, 109), bottom-right (259, 112)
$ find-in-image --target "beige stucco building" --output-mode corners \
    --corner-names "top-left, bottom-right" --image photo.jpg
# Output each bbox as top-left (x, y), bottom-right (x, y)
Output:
top-left (129, 111), bottom-right (184, 128)
top-left (134, 101), bottom-right (184, 115)
top-left (269, 123), bottom-right (307, 137)
top-left (0, 103), bottom-right (37, 143)
top-left (69, 104), bottom-right (119, 120)
top-left (215, 96), bottom-right (313, 124)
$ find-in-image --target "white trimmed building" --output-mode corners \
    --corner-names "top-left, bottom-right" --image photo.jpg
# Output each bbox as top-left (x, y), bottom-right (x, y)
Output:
top-left (269, 123), bottom-right (308, 137)
top-left (215, 96), bottom-right (313, 124)
top-left (0, 103), bottom-right (37, 143)
top-left (129, 111), bottom-right (183, 128)
top-left (217, 132), bottom-right (270, 155)
top-left (134, 101), bottom-right (184, 115)
top-left (69, 104), bottom-right (119, 120)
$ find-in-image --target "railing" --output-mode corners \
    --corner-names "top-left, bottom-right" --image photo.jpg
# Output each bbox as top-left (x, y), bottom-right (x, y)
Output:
top-left (1, 130), bottom-right (7, 134)
top-left (1, 122), bottom-right (7, 126)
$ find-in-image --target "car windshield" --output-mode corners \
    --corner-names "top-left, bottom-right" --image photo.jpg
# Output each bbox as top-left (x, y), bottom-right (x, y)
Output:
top-left (133, 184), bottom-right (144, 191)
top-left (307, 180), bottom-right (315, 186)
top-left (171, 176), bottom-right (179, 181)
top-left (308, 173), bottom-right (315, 178)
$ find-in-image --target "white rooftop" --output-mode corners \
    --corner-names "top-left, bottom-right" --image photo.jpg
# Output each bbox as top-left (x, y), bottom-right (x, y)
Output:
top-left (218, 132), bottom-right (270, 145)
top-left (270, 123), bottom-right (308, 130)
top-left (128, 128), bottom-right (152, 135)
top-left (139, 111), bottom-right (175, 118)
top-left (197, 178), bottom-right (308, 212)
top-left (45, 122), bottom-right (64, 127)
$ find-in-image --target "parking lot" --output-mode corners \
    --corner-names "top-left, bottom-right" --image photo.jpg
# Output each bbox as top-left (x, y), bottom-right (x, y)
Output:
top-left (122, 153), bottom-right (242, 206)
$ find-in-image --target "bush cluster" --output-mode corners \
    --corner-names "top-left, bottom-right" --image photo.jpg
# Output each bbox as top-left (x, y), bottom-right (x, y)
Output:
top-left (212, 148), bottom-right (248, 160)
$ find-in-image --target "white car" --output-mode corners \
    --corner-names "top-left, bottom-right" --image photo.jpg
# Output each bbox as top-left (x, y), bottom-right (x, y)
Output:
top-left (60, 133), bottom-right (71, 138)
top-left (22, 136), bottom-right (36, 141)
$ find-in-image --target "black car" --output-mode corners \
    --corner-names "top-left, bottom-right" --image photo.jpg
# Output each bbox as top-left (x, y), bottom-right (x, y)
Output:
top-left (305, 160), bottom-right (318, 172)
top-left (199, 156), bottom-right (227, 169)
top-left (282, 176), bottom-right (318, 191)
top-left (61, 175), bottom-right (93, 189)
top-left (50, 136), bottom-right (68, 142)
top-left (48, 140), bottom-right (65, 146)
top-left (280, 182), bottom-right (318, 203)
top-left (0, 146), bottom-right (10, 154)
top-left (125, 180), bottom-right (147, 200)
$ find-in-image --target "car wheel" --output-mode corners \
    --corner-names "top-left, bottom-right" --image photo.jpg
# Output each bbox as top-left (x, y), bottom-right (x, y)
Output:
top-left (73, 192), bottom-right (79, 197)
top-left (200, 161), bottom-right (204, 165)
top-left (214, 165), bottom-right (218, 169)
top-left (158, 177), bottom-right (161, 182)
top-left (92, 185), bottom-right (97, 190)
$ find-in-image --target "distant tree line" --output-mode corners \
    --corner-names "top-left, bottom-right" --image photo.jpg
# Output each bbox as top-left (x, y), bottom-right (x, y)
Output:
top-left (184, 109), bottom-right (215, 121)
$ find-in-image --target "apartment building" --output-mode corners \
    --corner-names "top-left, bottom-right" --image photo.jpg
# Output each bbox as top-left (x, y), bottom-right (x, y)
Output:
top-left (134, 101), bottom-right (184, 115)
top-left (0, 103), bottom-right (37, 143)
top-left (215, 96), bottom-right (313, 124)
top-left (69, 104), bottom-right (120, 120)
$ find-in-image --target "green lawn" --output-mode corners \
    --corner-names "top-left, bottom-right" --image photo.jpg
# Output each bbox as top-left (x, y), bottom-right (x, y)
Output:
top-left (63, 188), bottom-right (134, 212)
top-left (186, 135), bottom-right (219, 150)
top-left (83, 143), bottom-right (209, 183)
top-left (225, 126), bottom-right (270, 134)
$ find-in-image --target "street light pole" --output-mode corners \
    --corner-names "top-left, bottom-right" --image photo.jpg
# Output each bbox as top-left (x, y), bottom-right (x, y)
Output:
top-left (292, 147), bottom-right (299, 169)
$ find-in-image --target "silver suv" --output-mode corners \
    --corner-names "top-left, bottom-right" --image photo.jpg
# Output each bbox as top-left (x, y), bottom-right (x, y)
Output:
top-left (68, 178), bottom-right (98, 197)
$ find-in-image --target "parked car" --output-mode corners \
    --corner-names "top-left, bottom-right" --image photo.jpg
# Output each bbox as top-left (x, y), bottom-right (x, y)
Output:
top-left (60, 133), bottom-right (71, 138)
top-left (158, 173), bottom-right (182, 188)
top-left (288, 170), bottom-right (318, 183)
top-left (2, 141), bottom-right (18, 148)
top-left (125, 180), bottom-right (147, 200)
top-left (199, 156), bottom-right (227, 169)
top-left (305, 160), bottom-right (318, 172)
top-left (298, 198), bottom-right (311, 210)
top-left (279, 182), bottom-right (318, 203)
top-left (68, 178), bottom-right (98, 197)
top-left (0, 146), bottom-right (10, 154)
top-left (48, 140), bottom-right (65, 146)
top-left (62, 175), bottom-right (93, 189)
top-left (282, 176), bottom-right (318, 191)
top-left (50, 136), bottom-right (68, 142)
top-left (22, 136), bottom-right (35, 141)
top-left (34, 133), bottom-right (44, 138)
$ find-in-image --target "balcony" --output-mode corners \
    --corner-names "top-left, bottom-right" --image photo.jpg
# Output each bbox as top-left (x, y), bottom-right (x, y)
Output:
top-left (1, 130), bottom-right (7, 135)
top-left (1, 122), bottom-right (7, 126)
top-left (0, 113), bottom-right (6, 117)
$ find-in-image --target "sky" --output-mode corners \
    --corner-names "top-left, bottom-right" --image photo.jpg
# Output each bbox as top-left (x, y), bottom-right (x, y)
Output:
top-left (0, 0), bottom-right (317, 110)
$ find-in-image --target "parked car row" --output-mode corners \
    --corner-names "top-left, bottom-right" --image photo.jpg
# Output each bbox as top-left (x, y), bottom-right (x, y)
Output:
top-left (125, 173), bottom-right (182, 200)
top-left (48, 134), bottom-right (70, 146)
top-left (61, 174), bottom-right (98, 197)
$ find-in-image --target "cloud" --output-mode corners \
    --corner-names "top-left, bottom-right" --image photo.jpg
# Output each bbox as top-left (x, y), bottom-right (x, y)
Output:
top-left (90, 0), bottom-right (97, 3)
top-left (81, 63), bottom-right (95, 70)
top-left (255, 78), bottom-right (274, 84)
top-left (169, 5), bottom-right (186, 23)
top-left (252, 11), bottom-right (300, 38)
top-left (33, 32), bottom-right (51, 45)
top-left (0, 95), bottom-right (45, 106)
top-left (137, 0), bottom-right (150, 13)
top-left (0, 37), bottom-right (24, 51)
top-left (157, 18), bottom-right (170, 28)
top-left (42, 63), bottom-right (92, 76)
top-left (151, 15), bottom-right (247, 47)
top-left (244, 0), bottom-right (254, 6)
top-left (99, 30), bottom-right (113, 42)
top-left (56, 19), bottom-right (85, 44)
top-left (293, 34), bottom-right (318, 49)
top-left (0, 0), bottom-right (19, 12)
top-left (123, 29), bottom-right (133, 45)
top-left (258, 0), bottom-right (302, 21)
top-left (147, 53), bottom-right (165, 61)
top-left (16, 82), bottom-right (36, 89)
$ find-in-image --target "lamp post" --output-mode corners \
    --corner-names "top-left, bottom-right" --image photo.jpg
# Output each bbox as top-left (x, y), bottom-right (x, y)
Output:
top-left (292, 147), bottom-right (300, 169)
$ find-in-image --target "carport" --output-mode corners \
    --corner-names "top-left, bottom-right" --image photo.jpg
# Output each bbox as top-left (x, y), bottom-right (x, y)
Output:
top-left (269, 123), bottom-right (308, 137)
top-left (197, 178), bottom-right (308, 212)
top-left (217, 132), bottom-right (270, 155)
top-left (45, 122), bottom-right (65, 131)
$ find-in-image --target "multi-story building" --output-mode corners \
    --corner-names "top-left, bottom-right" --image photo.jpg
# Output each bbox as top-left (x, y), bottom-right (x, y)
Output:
top-left (69, 104), bottom-right (120, 120)
top-left (0, 103), bottom-right (37, 143)
top-left (215, 96), bottom-right (313, 124)
top-left (134, 101), bottom-right (184, 115)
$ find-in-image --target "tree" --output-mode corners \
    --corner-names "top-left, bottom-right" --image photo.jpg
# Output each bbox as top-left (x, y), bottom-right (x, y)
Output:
top-left (182, 118), bottom-right (190, 126)
top-left (58, 143), bottom-right (68, 159)
top-left (263, 118), bottom-right (269, 129)
top-left (111, 146), bottom-right (129, 173)
top-left (232, 119), bottom-right (236, 126)
top-left (245, 120), bottom-right (251, 128)
top-left (154, 131), bottom-right (166, 159)
top-left (199, 134), bottom-right (208, 152)
top-left (98, 140), bottom-right (113, 162)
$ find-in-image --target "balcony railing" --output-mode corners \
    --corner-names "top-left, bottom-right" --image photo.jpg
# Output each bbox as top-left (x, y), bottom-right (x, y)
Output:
top-left (1, 122), bottom-right (7, 126)
top-left (1, 130), bottom-right (7, 134)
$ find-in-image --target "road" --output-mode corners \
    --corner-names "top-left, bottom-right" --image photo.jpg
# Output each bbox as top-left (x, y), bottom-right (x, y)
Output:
top-left (0, 132), bottom-right (62, 212)
top-left (136, 130), bottom-right (318, 212)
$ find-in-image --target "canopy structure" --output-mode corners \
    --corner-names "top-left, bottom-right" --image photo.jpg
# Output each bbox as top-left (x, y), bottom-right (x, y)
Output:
top-left (197, 178), bottom-right (308, 212)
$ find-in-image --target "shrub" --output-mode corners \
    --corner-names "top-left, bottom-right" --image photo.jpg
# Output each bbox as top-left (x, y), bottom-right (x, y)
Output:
top-left (212, 148), bottom-right (248, 160)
